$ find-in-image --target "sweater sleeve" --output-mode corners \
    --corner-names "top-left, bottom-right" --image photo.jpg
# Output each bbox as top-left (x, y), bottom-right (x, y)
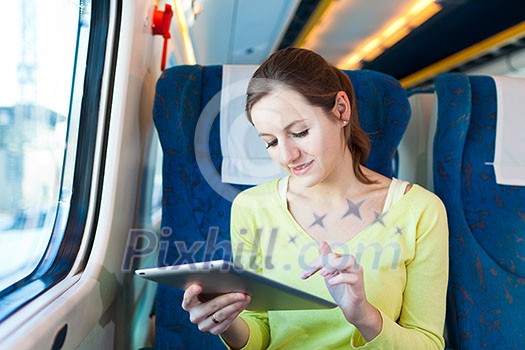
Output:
top-left (350, 192), bottom-right (449, 350)
top-left (219, 311), bottom-right (270, 350)
top-left (222, 193), bottom-right (271, 349)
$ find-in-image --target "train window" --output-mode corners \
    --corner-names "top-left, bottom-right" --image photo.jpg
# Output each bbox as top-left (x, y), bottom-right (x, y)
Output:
top-left (0, 0), bottom-right (103, 318)
top-left (135, 127), bottom-right (163, 230)
top-left (150, 133), bottom-right (163, 226)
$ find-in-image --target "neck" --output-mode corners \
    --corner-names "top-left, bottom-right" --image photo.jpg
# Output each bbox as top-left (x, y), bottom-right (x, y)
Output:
top-left (289, 148), bottom-right (364, 203)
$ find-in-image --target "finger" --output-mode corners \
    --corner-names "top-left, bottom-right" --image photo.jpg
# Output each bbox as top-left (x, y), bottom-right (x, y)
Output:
top-left (199, 295), bottom-right (251, 334)
top-left (300, 241), bottom-right (333, 279)
top-left (190, 292), bottom-right (248, 324)
top-left (208, 305), bottom-right (248, 335)
top-left (319, 241), bottom-right (350, 269)
top-left (320, 254), bottom-right (358, 274)
top-left (209, 296), bottom-right (251, 335)
top-left (327, 271), bottom-right (361, 285)
top-left (318, 240), bottom-right (332, 255)
top-left (213, 294), bottom-right (251, 322)
top-left (181, 284), bottom-right (203, 311)
top-left (301, 262), bottom-right (321, 279)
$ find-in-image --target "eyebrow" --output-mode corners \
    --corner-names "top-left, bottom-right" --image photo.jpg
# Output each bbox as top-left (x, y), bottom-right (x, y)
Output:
top-left (257, 120), bottom-right (306, 137)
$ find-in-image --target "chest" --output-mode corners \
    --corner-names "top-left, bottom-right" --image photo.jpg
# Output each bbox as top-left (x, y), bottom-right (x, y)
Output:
top-left (286, 193), bottom-right (386, 243)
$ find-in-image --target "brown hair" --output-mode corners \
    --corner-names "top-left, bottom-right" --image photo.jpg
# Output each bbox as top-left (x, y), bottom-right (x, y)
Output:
top-left (246, 47), bottom-right (372, 184)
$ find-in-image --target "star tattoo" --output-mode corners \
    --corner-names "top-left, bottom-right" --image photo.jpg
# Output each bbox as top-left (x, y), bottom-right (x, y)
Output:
top-left (393, 225), bottom-right (404, 235)
top-left (310, 212), bottom-right (327, 228)
top-left (342, 198), bottom-right (365, 220)
top-left (373, 211), bottom-right (386, 227)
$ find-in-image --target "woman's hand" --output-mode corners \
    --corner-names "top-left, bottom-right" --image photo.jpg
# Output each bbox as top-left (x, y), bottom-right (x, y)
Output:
top-left (182, 284), bottom-right (251, 349)
top-left (301, 241), bottom-right (382, 342)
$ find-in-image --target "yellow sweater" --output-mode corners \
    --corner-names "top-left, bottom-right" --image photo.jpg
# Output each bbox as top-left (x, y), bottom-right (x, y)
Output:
top-left (228, 178), bottom-right (448, 349)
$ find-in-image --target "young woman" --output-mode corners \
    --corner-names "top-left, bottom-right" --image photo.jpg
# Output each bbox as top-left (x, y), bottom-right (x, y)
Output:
top-left (182, 48), bottom-right (448, 349)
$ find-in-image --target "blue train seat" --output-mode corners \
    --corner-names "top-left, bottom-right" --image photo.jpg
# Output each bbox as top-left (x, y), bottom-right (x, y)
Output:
top-left (433, 73), bottom-right (525, 349)
top-left (152, 65), bottom-right (410, 349)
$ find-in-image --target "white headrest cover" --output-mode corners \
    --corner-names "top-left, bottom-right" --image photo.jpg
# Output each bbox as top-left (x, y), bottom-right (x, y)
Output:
top-left (220, 65), bottom-right (287, 185)
top-left (492, 75), bottom-right (525, 186)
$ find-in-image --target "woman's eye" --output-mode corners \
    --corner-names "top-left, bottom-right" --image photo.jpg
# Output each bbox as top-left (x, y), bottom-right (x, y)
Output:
top-left (292, 129), bottom-right (309, 138)
top-left (265, 139), bottom-right (278, 149)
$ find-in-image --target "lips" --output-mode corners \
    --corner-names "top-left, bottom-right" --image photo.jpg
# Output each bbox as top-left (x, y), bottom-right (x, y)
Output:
top-left (290, 160), bottom-right (314, 175)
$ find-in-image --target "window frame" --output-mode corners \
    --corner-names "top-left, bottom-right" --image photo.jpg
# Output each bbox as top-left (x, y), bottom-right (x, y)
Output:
top-left (0, 0), bottom-right (117, 322)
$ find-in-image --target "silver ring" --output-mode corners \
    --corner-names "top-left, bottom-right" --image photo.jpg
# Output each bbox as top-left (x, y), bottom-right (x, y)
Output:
top-left (211, 314), bottom-right (220, 324)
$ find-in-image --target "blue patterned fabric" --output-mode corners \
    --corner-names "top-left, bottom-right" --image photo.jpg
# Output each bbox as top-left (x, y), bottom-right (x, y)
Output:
top-left (152, 65), bottom-right (410, 349)
top-left (434, 73), bottom-right (525, 349)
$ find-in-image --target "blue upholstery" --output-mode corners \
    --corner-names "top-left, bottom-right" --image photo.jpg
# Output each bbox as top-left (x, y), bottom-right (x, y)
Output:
top-left (433, 73), bottom-right (525, 349)
top-left (152, 65), bottom-right (410, 349)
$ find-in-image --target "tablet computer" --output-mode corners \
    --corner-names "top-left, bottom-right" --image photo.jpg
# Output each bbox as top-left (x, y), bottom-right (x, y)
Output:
top-left (135, 260), bottom-right (337, 311)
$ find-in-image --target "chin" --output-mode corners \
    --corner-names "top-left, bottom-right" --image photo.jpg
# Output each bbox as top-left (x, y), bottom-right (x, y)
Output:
top-left (291, 173), bottom-right (324, 189)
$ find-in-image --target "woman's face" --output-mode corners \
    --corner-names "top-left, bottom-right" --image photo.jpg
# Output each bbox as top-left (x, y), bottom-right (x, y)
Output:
top-left (250, 88), bottom-right (348, 188)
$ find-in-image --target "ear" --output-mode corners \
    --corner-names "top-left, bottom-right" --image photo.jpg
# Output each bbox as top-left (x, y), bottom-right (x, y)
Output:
top-left (332, 91), bottom-right (351, 123)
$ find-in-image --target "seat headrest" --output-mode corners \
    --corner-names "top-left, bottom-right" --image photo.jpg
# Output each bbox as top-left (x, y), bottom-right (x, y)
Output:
top-left (492, 75), bottom-right (525, 186)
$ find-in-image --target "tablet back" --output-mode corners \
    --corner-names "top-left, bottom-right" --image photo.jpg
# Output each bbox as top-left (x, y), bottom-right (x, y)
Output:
top-left (136, 260), bottom-right (337, 311)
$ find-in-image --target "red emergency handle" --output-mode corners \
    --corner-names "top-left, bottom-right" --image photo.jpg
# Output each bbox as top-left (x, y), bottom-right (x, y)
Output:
top-left (152, 4), bottom-right (173, 70)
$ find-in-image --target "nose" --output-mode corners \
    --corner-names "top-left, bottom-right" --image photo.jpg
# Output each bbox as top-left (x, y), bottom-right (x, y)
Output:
top-left (279, 139), bottom-right (300, 165)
